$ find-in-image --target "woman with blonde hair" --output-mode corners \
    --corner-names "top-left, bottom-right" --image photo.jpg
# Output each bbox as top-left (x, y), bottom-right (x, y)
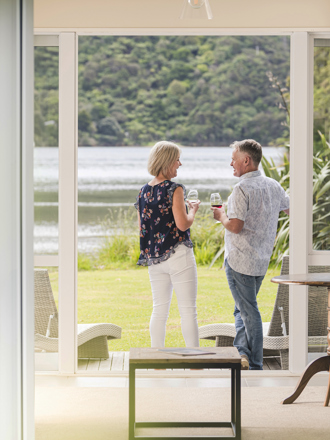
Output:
top-left (134, 141), bottom-right (200, 347)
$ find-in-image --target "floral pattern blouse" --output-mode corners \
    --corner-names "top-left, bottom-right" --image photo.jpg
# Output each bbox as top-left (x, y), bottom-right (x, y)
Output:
top-left (134, 180), bottom-right (193, 266)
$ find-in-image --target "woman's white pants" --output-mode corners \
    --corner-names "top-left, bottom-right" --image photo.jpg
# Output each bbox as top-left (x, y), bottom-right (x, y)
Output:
top-left (148, 244), bottom-right (199, 347)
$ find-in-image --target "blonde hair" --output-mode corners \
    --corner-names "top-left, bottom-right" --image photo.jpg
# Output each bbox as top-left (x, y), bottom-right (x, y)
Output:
top-left (147, 141), bottom-right (181, 178)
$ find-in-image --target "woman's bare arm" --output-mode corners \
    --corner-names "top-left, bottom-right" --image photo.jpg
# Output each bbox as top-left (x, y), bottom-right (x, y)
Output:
top-left (172, 187), bottom-right (199, 231)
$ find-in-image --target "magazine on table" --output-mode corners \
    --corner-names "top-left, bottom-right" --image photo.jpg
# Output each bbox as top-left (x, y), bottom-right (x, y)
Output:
top-left (158, 348), bottom-right (216, 356)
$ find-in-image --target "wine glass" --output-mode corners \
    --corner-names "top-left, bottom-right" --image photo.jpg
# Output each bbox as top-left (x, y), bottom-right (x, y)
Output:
top-left (210, 192), bottom-right (222, 208)
top-left (187, 189), bottom-right (198, 203)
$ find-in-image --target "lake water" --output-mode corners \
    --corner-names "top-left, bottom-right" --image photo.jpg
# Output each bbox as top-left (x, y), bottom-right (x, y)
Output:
top-left (34, 146), bottom-right (285, 254)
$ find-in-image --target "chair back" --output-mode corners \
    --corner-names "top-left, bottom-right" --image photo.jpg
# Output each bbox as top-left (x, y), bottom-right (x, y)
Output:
top-left (267, 255), bottom-right (328, 337)
top-left (34, 269), bottom-right (59, 338)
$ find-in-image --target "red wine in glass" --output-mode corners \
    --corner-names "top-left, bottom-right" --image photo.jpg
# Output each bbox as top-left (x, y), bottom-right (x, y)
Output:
top-left (210, 193), bottom-right (222, 209)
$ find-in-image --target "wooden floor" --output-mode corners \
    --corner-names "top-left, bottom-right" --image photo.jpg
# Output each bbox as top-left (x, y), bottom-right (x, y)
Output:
top-left (263, 356), bottom-right (281, 370)
top-left (78, 351), bottom-right (130, 372)
top-left (78, 352), bottom-right (282, 372)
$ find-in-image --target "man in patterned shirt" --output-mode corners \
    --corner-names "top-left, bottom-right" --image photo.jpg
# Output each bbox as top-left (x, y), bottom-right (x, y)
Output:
top-left (212, 139), bottom-right (290, 370)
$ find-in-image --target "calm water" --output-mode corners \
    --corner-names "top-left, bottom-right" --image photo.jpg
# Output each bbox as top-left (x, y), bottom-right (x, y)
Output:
top-left (34, 146), bottom-right (285, 254)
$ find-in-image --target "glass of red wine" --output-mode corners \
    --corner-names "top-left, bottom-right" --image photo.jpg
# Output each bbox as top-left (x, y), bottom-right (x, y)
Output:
top-left (210, 193), bottom-right (222, 223)
top-left (210, 192), bottom-right (222, 208)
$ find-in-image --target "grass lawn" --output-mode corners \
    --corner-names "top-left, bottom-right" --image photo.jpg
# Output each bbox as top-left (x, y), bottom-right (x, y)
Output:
top-left (49, 266), bottom-right (281, 352)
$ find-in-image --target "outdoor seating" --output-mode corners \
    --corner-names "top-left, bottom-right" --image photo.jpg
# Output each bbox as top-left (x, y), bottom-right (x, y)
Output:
top-left (199, 256), bottom-right (328, 369)
top-left (34, 269), bottom-right (122, 359)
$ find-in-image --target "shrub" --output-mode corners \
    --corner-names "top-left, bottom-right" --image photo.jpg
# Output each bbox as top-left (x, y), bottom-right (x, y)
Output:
top-left (190, 206), bottom-right (225, 267)
top-left (78, 253), bottom-right (94, 271)
top-left (97, 235), bottom-right (132, 267)
top-left (194, 240), bottom-right (217, 266)
top-left (261, 130), bottom-right (330, 265)
top-left (261, 152), bottom-right (290, 266)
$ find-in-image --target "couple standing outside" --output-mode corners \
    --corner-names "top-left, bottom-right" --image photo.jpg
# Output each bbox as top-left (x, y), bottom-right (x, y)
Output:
top-left (134, 139), bottom-right (290, 370)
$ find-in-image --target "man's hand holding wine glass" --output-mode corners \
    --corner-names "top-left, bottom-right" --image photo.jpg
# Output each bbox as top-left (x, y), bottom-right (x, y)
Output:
top-left (210, 192), bottom-right (225, 223)
top-left (211, 204), bottom-right (225, 222)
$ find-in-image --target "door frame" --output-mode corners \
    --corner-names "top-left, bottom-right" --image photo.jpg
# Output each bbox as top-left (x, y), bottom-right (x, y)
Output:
top-left (33, 28), bottom-right (330, 375)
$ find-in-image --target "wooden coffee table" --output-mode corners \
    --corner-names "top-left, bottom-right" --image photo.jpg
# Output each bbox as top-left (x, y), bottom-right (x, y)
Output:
top-left (272, 273), bottom-right (330, 406)
top-left (128, 347), bottom-right (242, 440)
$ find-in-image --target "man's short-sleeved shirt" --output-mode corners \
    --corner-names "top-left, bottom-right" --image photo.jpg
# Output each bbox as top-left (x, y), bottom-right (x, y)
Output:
top-left (225, 170), bottom-right (290, 276)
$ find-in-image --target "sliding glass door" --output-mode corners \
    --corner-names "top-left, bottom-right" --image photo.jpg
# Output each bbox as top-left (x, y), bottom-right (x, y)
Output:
top-left (34, 36), bottom-right (59, 372)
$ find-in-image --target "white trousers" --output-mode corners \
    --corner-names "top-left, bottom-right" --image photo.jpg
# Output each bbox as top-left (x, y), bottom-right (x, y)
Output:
top-left (148, 244), bottom-right (199, 347)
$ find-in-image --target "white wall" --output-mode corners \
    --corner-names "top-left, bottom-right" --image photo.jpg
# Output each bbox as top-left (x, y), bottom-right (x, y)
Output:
top-left (35, 0), bottom-right (330, 30)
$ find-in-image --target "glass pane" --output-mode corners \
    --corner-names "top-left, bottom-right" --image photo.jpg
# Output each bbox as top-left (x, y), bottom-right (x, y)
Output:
top-left (77, 35), bottom-right (290, 371)
top-left (34, 268), bottom-right (59, 372)
top-left (34, 45), bottom-right (59, 372)
top-left (313, 41), bottom-right (330, 250)
top-left (34, 46), bottom-right (59, 255)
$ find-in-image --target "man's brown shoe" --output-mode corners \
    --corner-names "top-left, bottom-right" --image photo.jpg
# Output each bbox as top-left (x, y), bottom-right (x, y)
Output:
top-left (241, 355), bottom-right (249, 370)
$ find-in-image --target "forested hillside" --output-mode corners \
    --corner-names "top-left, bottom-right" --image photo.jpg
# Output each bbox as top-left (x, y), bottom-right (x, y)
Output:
top-left (34, 35), bottom-right (291, 147)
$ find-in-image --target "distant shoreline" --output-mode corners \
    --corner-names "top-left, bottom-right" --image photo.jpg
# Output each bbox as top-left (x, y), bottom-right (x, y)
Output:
top-left (35, 145), bottom-right (278, 148)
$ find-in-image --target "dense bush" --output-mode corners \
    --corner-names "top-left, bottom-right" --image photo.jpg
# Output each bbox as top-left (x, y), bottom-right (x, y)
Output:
top-left (260, 131), bottom-right (330, 265)
top-left (35, 36), bottom-right (291, 147)
top-left (77, 205), bottom-right (225, 271)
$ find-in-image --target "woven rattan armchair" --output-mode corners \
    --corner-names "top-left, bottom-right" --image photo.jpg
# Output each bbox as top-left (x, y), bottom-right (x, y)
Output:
top-left (199, 256), bottom-right (328, 369)
top-left (34, 269), bottom-right (122, 359)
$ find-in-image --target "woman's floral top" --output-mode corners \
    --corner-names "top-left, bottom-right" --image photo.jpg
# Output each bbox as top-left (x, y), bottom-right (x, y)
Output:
top-left (134, 180), bottom-right (193, 266)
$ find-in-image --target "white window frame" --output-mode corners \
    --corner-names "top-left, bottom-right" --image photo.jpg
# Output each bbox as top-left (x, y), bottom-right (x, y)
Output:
top-left (308, 33), bottom-right (330, 265)
top-left (33, 28), bottom-right (330, 375)
top-left (289, 32), bottom-right (313, 373)
top-left (34, 34), bottom-right (78, 374)
top-left (34, 35), bottom-right (59, 269)
top-left (58, 33), bottom-right (78, 373)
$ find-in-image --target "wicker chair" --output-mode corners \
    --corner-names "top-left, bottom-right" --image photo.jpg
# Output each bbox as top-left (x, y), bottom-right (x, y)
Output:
top-left (199, 256), bottom-right (328, 369)
top-left (34, 269), bottom-right (122, 359)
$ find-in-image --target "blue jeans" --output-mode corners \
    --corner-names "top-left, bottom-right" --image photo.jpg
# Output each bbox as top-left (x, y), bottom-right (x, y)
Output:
top-left (225, 260), bottom-right (264, 370)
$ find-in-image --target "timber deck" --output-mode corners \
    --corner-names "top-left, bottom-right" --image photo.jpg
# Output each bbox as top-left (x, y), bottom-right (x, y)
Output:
top-left (77, 352), bottom-right (282, 372)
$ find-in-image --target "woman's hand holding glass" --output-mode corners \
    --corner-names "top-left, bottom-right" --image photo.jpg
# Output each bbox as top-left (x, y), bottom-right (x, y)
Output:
top-left (187, 189), bottom-right (200, 211)
top-left (187, 189), bottom-right (198, 202)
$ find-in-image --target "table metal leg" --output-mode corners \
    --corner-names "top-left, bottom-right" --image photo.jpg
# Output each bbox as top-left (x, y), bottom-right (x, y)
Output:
top-left (231, 367), bottom-right (236, 426)
top-left (129, 365), bottom-right (135, 440)
top-left (128, 362), bottom-right (241, 439)
top-left (235, 365), bottom-right (241, 440)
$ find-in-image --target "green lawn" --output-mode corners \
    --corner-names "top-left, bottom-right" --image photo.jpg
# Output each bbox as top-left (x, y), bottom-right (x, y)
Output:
top-left (49, 266), bottom-right (281, 351)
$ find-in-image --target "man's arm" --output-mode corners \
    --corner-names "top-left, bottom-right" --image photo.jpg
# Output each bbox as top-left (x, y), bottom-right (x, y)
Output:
top-left (279, 184), bottom-right (290, 216)
top-left (211, 207), bottom-right (244, 234)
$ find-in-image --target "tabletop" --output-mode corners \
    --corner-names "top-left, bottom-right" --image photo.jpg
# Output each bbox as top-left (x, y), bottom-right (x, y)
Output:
top-left (271, 273), bottom-right (330, 287)
top-left (129, 347), bottom-right (241, 365)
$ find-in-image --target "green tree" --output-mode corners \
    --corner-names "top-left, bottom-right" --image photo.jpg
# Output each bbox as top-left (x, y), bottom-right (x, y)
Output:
top-left (35, 36), bottom-right (291, 147)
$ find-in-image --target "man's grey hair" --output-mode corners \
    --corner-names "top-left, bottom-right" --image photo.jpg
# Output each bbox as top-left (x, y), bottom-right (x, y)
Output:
top-left (230, 139), bottom-right (262, 166)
